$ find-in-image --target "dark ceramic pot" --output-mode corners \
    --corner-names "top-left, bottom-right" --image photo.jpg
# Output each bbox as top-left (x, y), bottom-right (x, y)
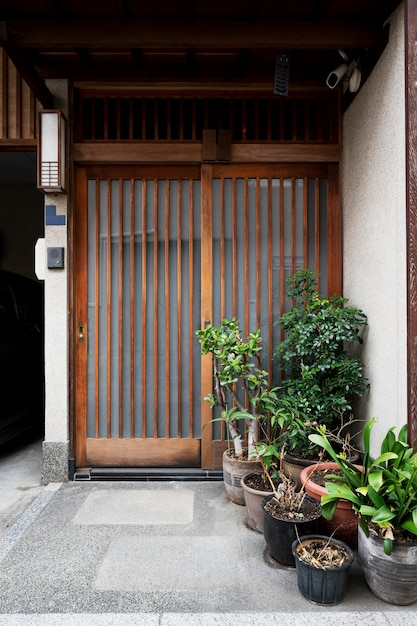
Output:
top-left (261, 493), bottom-right (322, 567)
top-left (292, 534), bottom-right (354, 605)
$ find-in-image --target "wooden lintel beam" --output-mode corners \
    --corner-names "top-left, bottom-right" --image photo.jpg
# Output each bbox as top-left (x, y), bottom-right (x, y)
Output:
top-left (5, 20), bottom-right (386, 50)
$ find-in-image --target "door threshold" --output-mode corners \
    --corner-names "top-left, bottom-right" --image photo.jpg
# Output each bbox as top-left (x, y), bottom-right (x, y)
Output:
top-left (74, 467), bottom-right (224, 482)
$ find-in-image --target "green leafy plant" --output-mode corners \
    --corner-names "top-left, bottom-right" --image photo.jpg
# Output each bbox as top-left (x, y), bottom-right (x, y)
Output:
top-left (196, 318), bottom-right (279, 458)
top-left (274, 269), bottom-right (369, 458)
top-left (310, 418), bottom-right (417, 555)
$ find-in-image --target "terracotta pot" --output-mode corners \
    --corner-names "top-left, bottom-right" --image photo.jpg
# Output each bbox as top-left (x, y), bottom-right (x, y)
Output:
top-left (282, 454), bottom-right (318, 490)
top-left (292, 534), bottom-right (354, 605)
top-left (261, 493), bottom-right (322, 567)
top-left (358, 525), bottom-right (417, 605)
top-left (222, 450), bottom-right (263, 505)
top-left (300, 462), bottom-right (362, 549)
top-left (241, 472), bottom-right (274, 533)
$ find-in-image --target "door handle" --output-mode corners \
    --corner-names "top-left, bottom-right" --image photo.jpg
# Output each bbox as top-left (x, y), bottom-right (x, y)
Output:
top-left (78, 321), bottom-right (85, 342)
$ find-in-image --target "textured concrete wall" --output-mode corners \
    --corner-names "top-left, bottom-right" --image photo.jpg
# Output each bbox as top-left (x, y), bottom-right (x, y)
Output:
top-left (342, 5), bottom-right (406, 452)
top-left (42, 80), bottom-right (70, 482)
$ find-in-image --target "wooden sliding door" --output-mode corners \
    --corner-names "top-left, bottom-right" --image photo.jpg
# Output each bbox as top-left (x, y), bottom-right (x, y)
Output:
top-left (74, 162), bottom-right (339, 470)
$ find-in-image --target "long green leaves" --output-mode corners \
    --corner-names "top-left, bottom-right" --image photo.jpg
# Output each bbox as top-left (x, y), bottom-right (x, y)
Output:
top-left (310, 419), bottom-right (417, 555)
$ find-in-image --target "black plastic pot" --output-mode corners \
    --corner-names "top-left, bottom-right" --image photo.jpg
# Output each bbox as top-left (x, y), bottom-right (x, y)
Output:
top-left (292, 535), bottom-right (354, 605)
top-left (261, 493), bottom-right (321, 567)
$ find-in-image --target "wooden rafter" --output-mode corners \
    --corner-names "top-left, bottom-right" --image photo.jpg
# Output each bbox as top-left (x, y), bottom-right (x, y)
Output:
top-left (5, 20), bottom-right (386, 50)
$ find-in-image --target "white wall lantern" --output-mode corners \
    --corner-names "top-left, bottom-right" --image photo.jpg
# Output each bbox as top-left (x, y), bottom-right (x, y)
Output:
top-left (37, 110), bottom-right (67, 193)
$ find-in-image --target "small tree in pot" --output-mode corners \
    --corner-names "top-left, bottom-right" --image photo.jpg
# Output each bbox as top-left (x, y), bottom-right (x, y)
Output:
top-left (196, 318), bottom-right (280, 503)
top-left (274, 269), bottom-right (369, 476)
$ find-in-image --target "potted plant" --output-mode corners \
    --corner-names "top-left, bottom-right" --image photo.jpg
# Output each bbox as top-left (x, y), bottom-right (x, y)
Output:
top-left (299, 424), bottom-right (363, 548)
top-left (300, 460), bottom-right (362, 548)
top-left (196, 318), bottom-right (277, 504)
top-left (261, 458), bottom-right (322, 567)
top-left (274, 269), bottom-right (368, 485)
top-left (241, 440), bottom-right (282, 533)
top-left (310, 418), bottom-right (417, 605)
top-left (291, 534), bottom-right (354, 605)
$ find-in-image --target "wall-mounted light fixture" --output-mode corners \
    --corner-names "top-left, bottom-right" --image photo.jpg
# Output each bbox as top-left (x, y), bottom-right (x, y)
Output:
top-left (37, 110), bottom-right (67, 193)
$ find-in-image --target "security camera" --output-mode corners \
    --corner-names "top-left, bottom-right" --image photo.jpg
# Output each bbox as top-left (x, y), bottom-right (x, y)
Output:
top-left (349, 66), bottom-right (361, 93)
top-left (326, 63), bottom-right (348, 89)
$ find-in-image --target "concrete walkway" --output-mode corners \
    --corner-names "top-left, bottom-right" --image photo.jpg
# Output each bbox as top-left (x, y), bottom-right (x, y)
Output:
top-left (0, 440), bottom-right (416, 624)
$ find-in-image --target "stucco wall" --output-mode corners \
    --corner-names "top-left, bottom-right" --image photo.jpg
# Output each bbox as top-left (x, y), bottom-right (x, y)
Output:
top-left (42, 80), bottom-right (70, 483)
top-left (342, 4), bottom-right (406, 453)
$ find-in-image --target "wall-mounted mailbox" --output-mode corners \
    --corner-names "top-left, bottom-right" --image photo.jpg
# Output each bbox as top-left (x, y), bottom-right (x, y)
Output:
top-left (47, 246), bottom-right (65, 269)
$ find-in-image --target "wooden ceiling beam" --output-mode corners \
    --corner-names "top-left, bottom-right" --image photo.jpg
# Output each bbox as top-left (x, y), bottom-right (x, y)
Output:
top-left (5, 20), bottom-right (386, 50)
top-left (0, 23), bottom-right (53, 108)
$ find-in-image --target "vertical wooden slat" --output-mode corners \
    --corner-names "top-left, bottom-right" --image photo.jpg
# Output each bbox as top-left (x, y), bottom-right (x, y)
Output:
top-left (280, 100), bottom-right (285, 141)
top-left (153, 179), bottom-right (159, 437)
top-left (201, 164), bottom-right (214, 468)
top-left (130, 179), bottom-right (135, 437)
top-left (95, 180), bottom-right (100, 438)
top-left (291, 178), bottom-right (296, 276)
top-left (315, 177), bottom-right (320, 283)
top-left (267, 99), bottom-right (272, 141)
top-left (305, 100), bottom-right (310, 142)
top-left (303, 177), bottom-right (309, 265)
top-left (279, 178), bottom-right (285, 321)
top-left (91, 98), bottom-right (96, 140)
top-left (142, 97), bottom-right (146, 140)
top-left (256, 177), bottom-right (261, 327)
top-left (167, 98), bottom-right (172, 141)
top-left (106, 180), bottom-right (112, 437)
top-left (188, 179), bottom-right (194, 438)
top-left (220, 177), bottom-right (225, 318)
top-left (267, 178), bottom-right (273, 376)
top-left (129, 97), bottom-right (134, 140)
top-left (154, 98), bottom-right (159, 140)
top-left (116, 98), bottom-right (121, 140)
top-left (232, 177), bottom-right (237, 316)
top-left (74, 168), bottom-right (89, 466)
top-left (317, 100), bottom-right (323, 141)
top-left (0, 50), bottom-right (6, 138)
top-left (327, 164), bottom-right (342, 294)
top-left (244, 177), bottom-right (249, 332)
top-left (29, 89), bottom-right (35, 138)
top-left (164, 179), bottom-right (170, 438)
top-left (177, 181), bottom-right (183, 437)
top-left (7, 60), bottom-right (16, 138)
top-left (15, 72), bottom-right (21, 138)
top-left (179, 97), bottom-right (184, 140)
top-left (103, 99), bottom-right (109, 140)
top-left (292, 101), bottom-right (297, 141)
top-left (229, 99), bottom-right (234, 141)
top-left (191, 98), bottom-right (196, 141)
top-left (141, 180), bottom-right (147, 437)
top-left (118, 180), bottom-right (124, 437)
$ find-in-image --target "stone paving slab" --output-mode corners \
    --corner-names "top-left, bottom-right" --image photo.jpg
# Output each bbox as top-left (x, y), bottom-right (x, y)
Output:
top-left (95, 536), bottom-right (247, 591)
top-left (72, 489), bottom-right (194, 525)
